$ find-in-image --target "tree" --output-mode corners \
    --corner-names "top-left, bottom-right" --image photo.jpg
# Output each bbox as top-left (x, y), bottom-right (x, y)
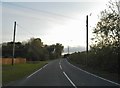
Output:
top-left (46, 44), bottom-right (55, 59)
top-left (46, 43), bottom-right (64, 59)
top-left (2, 42), bottom-right (26, 58)
top-left (91, 0), bottom-right (120, 50)
top-left (2, 38), bottom-right (64, 61)
top-left (26, 38), bottom-right (44, 61)
top-left (89, 0), bottom-right (119, 73)
top-left (54, 43), bottom-right (64, 58)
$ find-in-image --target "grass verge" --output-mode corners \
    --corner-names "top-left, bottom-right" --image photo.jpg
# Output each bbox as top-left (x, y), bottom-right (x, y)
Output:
top-left (2, 61), bottom-right (48, 85)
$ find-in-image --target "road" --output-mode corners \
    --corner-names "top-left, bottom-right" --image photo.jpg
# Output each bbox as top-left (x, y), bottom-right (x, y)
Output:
top-left (6, 58), bottom-right (120, 87)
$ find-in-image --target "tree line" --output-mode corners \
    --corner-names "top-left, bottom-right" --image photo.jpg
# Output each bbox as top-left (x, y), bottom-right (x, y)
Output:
top-left (2, 38), bottom-right (64, 61)
top-left (69, 0), bottom-right (119, 74)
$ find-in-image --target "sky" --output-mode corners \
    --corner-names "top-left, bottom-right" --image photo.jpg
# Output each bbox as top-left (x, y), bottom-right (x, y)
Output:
top-left (1, 0), bottom-right (110, 53)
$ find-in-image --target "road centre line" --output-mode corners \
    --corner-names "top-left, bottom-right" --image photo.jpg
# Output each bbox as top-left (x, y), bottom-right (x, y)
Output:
top-left (27, 64), bottom-right (48, 79)
top-left (63, 71), bottom-right (77, 88)
top-left (60, 64), bottom-right (62, 70)
top-left (60, 59), bottom-right (76, 87)
top-left (65, 59), bottom-right (120, 86)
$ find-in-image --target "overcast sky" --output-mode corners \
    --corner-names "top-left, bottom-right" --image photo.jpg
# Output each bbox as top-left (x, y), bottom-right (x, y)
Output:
top-left (1, 0), bottom-right (110, 53)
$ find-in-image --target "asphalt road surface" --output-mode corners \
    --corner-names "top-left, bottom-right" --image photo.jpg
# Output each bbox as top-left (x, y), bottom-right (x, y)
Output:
top-left (6, 58), bottom-right (120, 87)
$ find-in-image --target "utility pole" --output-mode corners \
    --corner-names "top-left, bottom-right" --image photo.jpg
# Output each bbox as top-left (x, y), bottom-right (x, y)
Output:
top-left (12, 21), bottom-right (16, 65)
top-left (86, 15), bottom-right (88, 66)
top-left (68, 46), bottom-right (69, 54)
top-left (118, 1), bottom-right (120, 16)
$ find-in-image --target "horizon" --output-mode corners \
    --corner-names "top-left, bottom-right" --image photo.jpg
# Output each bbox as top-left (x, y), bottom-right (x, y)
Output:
top-left (1, 1), bottom-right (109, 53)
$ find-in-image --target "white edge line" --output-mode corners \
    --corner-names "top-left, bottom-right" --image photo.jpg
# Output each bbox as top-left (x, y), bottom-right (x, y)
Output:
top-left (42, 64), bottom-right (48, 68)
top-left (63, 71), bottom-right (77, 88)
top-left (66, 59), bottom-right (120, 86)
top-left (27, 64), bottom-right (48, 79)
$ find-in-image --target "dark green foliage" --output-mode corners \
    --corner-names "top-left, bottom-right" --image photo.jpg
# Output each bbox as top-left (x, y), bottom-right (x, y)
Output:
top-left (63, 54), bottom-right (70, 58)
top-left (70, 1), bottom-right (119, 74)
top-left (70, 46), bottom-right (118, 73)
top-left (69, 52), bottom-right (86, 65)
top-left (2, 42), bottom-right (26, 58)
top-left (54, 43), bottom-right (64, 58)
top-left (2, 38), bottom-right (64, 61)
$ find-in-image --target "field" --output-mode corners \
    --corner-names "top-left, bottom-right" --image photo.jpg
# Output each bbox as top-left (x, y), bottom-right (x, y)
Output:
top-left (2, 61), bottom-right (48, 85)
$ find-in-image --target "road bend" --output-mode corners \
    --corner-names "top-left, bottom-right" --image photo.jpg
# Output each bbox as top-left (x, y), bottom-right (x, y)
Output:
top-left (6, 58), bottom-right (120, 87)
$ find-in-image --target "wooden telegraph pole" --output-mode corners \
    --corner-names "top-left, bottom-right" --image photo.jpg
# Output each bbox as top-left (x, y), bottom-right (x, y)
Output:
top-left (12, 21), bottom-right (16, 65)
top-left (68, 46), bottom-right (69, 54)
top-left (86, 15), bottom-right (88, 66)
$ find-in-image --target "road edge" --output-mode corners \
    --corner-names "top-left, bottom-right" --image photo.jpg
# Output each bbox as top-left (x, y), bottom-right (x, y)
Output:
top-left (65, 58), bottom-right (120, 86)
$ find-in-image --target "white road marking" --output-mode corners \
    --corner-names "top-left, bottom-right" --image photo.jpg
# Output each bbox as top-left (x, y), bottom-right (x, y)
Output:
top-left (65, 59), bottom-right (120, 86)
top-left (65, 59), bottom-right (70, 64)
top-left (42, 64), bottom-right (48, 68)
top-left (63, 71), bottom-right (77, 88)
top-left (27, 64), bottom-right (48, 79)
top-left (60, 64), bottom-right (62, 70)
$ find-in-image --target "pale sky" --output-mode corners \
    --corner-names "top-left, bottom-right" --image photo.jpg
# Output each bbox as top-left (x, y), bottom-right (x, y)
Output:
top-left (1, 0), bottom-right (110, 53)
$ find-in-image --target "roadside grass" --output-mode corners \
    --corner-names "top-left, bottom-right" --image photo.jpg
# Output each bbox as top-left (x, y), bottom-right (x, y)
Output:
top-left (2, 61), bottom-right (48, 85)
top-left (67, 59), bottom-right (119, 84)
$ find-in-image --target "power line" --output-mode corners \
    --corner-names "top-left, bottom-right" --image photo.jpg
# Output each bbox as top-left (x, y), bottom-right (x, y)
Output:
top-left (3, 2), bottom-right (80, 21)
top-left (3, 3), bottom-right (68, 25)
top-left (17, 24), bottom-right (36, 37)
